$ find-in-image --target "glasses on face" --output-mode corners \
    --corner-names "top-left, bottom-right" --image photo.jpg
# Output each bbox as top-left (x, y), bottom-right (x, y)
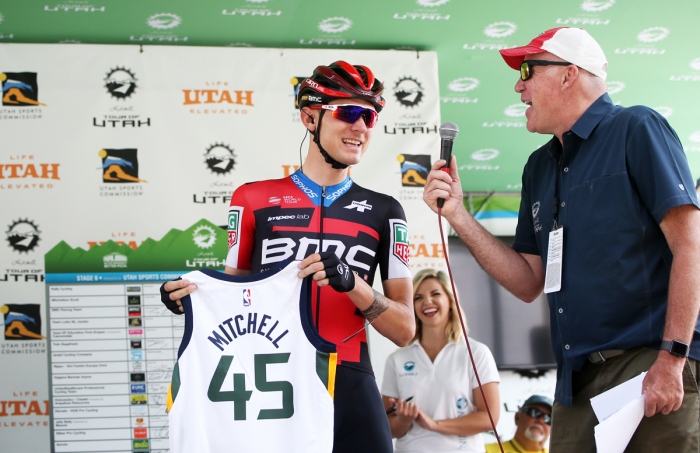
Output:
top-left (521, 407), bottom-right (552, 425)
top-left (520, 60), bottom-right (572, 81)
top-left (309, 104), bottom-right (378, 128)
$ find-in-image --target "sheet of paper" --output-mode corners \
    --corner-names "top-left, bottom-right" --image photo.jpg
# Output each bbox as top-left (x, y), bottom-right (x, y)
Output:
top-left (594, 395), bottom-right (645, 453)
top-left (590, 372), bottom-right (646, 423)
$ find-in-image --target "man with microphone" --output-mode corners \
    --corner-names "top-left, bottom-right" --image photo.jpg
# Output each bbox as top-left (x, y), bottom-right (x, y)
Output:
top-left (423, 27), bottom-right (700, 452)
top-left (162, 61), bottom-right (415, 453)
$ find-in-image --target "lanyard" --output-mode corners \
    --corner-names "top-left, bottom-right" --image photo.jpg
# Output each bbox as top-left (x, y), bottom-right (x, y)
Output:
top-left (552, 150), bottom-right (563, 229)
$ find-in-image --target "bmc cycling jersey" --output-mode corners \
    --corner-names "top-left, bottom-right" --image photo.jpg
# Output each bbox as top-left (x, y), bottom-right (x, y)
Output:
top-left (226, 169), bottom-right (411, 374)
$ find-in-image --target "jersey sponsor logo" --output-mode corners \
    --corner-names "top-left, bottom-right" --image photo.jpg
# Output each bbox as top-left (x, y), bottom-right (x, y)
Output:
top-left (228, 208), bottom-right (241, 248)
top-left (261, 237), bottom-right (376, 271)
top-left (263, 208), bottom-right (314, 226)
top-left (456, 397), bottom-right (467, 409)
top-left (243, 288), bottom-right (252, 306)
top-left (344, 200), bottom-right (372, 212)
top-left (283, 195), bottom-right (302, 204)
top-left (325, 178), bottom-right (353, 201)
top-left (392, 220), bottom-right (410, 266)
top-left (290, 173), bottom-right (318, 198)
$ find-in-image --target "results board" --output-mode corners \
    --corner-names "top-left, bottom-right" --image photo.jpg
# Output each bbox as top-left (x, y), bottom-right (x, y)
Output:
top-left (46, 276), bottom-right (182, 453)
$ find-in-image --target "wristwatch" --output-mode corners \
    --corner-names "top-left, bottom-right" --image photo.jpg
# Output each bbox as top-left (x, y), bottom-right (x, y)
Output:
top-left (660, 340), bottom-right (690, 358)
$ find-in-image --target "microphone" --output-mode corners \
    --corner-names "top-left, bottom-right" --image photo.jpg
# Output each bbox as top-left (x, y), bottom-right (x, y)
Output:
top-left (437, 121), bottom-right (459, 208)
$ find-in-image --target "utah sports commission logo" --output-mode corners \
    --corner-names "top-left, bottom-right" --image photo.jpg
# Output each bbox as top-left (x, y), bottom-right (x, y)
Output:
top-left (105, 67), bottom-right (137, 100)
top-left (0, 72), bottom-right (46, 106)
top-left (6, 219), bottom-right (41, 253)
top-left (393, 77), bottom-right (424, 108)
top-left (1, 304), bottom-right (44, 340)
top-left (98, 149), bottom-right (147, 183)
top-left (397, 154), bottom-right (431, 187)
top-left (204, 143), bottom-right (237, 175)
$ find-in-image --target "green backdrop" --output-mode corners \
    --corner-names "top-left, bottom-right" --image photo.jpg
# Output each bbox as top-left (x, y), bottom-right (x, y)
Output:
top-left (2, 0), bottom-right (699, 196)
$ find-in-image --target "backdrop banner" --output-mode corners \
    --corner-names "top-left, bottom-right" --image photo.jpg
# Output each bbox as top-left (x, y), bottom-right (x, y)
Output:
top-left (0, 43), bottom-right (446, 452)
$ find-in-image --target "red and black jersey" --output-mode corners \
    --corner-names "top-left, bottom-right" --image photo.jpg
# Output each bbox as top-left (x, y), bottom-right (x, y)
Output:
top-left (226, 170), bottom-right (411, 374)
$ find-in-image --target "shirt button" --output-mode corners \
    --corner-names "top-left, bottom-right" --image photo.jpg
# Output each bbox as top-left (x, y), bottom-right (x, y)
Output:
top-left (565, 344), bottom-right (570, 350)
top-left (564, 167), bottom-right (569, 172)
top-left (561, 202), bottom-right (566, 207)
top-left (558, 308), bottom-right (563, 314)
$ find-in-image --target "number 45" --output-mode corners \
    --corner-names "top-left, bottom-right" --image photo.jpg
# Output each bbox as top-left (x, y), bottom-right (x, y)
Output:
top-left (208, 353), bottom-right (294, 421)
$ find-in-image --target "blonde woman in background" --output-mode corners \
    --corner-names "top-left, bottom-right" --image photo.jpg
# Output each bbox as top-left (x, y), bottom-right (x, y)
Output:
top-left (382, 268), bottom-right (500, 452)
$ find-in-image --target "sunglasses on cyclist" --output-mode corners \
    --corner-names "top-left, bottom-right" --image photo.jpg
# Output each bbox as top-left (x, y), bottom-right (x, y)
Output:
top-left (520, 60), bottom-right (572, 81)
top-left (309, 104), bottom-right (379, 128)
top-left (521, 407), bottom-right (552, 425)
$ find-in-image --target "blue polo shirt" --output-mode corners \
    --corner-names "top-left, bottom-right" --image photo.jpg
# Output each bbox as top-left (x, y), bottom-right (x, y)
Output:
top-left (512, 93), bottom-right (700, 406)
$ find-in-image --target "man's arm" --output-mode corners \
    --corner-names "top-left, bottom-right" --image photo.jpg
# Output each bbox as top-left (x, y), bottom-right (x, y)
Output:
top-left (643, 204), bottom-right (700, 416)
top-left (297, 256), bottom-right (415, 347)
top-left (423, 156), bottom-right (544, 302)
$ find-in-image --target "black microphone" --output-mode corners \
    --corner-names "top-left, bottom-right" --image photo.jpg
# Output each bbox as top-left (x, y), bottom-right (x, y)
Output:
top-left (437, 121), bottom-right (459, 208)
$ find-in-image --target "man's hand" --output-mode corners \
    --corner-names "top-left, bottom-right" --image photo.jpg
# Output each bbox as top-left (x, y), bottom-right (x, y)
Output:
top-left (160, 279), bottom-right (198, 314)
top-left (298, 252), bottom-right (356, 293)
top-left (423, 155), bottom-right (464, 218)
top-left (642, 352), bottom-right (685, 417)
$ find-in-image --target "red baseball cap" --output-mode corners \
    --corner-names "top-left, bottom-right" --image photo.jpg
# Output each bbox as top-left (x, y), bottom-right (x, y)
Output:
top-left (500, 27), bottom-right (608, 80)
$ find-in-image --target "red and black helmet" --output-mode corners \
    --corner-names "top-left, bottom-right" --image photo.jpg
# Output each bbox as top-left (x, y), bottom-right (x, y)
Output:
top-left (297, 61), bottom-right (386, 112)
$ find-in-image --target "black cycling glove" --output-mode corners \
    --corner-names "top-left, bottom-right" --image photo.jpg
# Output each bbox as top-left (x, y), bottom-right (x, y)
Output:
top-left (319, 251), bottom-right (356, 293)
top-left (160, 278), bottom-right (183, 315)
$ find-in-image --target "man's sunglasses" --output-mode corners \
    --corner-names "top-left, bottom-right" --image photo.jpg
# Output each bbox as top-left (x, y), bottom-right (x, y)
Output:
top-left (309, 104), bottom-right (378, 128)
top-left (520, 60), bottom-right (572, 81)
top-left (521, 407), bottom-right (552, 425)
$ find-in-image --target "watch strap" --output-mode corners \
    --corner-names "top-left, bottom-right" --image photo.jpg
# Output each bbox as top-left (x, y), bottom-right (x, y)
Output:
top-left (660, 340), bottom-right (690, 358)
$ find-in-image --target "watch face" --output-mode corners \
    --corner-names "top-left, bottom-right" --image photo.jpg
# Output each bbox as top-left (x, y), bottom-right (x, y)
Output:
top-left (670, 340), bottom-right (689, 358)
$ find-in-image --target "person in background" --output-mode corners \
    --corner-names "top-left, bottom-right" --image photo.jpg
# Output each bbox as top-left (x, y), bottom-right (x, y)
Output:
top-left (382, 268), bottom-right (500, 452)
top-left (423, 26), bottom-right (700, 452)
top-left (485, 395), bottom-right (552, 453)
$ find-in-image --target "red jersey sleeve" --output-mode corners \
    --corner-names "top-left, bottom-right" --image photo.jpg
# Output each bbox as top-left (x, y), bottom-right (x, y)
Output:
top-left (225, 183), bottom-right (256, 270)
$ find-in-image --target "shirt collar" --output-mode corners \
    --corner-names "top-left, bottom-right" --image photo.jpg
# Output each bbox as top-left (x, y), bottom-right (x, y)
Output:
top-left (546, 92), bottom-right (614, 159)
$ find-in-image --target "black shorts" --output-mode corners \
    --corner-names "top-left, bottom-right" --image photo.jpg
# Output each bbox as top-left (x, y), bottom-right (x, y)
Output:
top-left (333, 365), bottom-right (393, 453)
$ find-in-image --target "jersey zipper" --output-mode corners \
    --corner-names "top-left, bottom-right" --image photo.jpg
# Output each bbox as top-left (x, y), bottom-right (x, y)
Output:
top-left (315, 185), bottom-right (326, 328)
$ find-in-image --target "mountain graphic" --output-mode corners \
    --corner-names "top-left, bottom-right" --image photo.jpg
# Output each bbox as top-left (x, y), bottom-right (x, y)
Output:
top-left (45, 219), bottom-right (227, 273)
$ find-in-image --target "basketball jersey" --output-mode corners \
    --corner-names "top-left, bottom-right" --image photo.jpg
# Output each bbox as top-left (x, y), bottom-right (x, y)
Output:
top-left (167, 260), bottom-right (337, 453)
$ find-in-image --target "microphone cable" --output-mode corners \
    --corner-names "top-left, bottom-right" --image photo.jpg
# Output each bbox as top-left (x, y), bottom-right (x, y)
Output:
top-left (437, 205), bottom-right (505, 453)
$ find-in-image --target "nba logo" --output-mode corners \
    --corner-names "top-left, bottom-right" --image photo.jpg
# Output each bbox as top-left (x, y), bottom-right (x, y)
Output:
top-left (243, 288), bottom-right (252, 307)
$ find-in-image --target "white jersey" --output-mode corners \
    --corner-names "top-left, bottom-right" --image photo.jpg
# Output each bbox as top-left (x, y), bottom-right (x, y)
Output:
top-left (168, 261), bottom-right (337, 453)
top-left (382, 340), bottom-right (500, 453)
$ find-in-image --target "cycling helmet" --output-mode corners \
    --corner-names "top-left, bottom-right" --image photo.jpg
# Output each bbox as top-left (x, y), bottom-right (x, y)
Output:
top-left (298, 61), bottom-right (385, 112)
top-left (298, 61), bottom-right (385, 169)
